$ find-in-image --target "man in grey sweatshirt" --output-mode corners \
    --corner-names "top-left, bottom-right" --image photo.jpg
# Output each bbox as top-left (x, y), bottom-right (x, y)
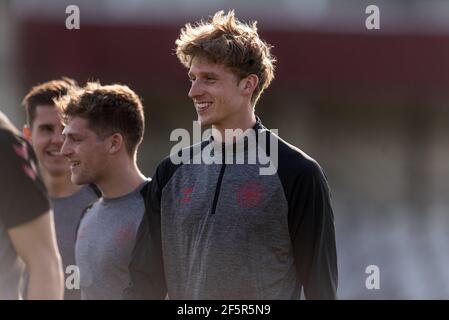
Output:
top-left (126, 10), bottom-right (338, 300)
top-left (59, 82), bottom-right (149, 299)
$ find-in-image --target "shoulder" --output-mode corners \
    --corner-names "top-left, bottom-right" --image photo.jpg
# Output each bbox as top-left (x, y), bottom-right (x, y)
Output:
top-left (0, 111), bottom-right (20, 136)
top-left (268, 130), bottom-right (326, 180)
top-left (83, 199), bottom-right (100, 215)
top-left (0, 129), bottom-right (50, 228)
top-left (154, 140), bottom-right (209, 187)
top-left (0, 127), bottom-right (22, 156)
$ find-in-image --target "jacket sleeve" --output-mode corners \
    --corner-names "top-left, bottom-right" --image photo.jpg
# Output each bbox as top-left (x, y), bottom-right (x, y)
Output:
top-left (0, 132), bottom-right (50, 229)
top-left (287, 161), bottom-right (338, 299)
top-left (123, 169), bottom-right (167, 299)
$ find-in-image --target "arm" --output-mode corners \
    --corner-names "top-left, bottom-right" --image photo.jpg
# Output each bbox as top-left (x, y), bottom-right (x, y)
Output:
top-left (8, 211), bottom-right (64, 300)
top-left (0, 131), bottom-right (62, 299)
top-left (124, 212), bottom-right (166, 299)
top-left (288, 162), bottom-right (338, 299)
top-left (124, 172), bottom-right (167, 299)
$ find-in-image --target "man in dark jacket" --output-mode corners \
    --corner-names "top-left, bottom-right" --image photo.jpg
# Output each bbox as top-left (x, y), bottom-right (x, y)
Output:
top-left (126, 10), bottom-right (338, 300)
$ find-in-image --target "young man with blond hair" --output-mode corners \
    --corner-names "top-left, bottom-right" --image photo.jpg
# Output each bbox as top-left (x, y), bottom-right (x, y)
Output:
top-left (127, 10), bottom-right (338, 300)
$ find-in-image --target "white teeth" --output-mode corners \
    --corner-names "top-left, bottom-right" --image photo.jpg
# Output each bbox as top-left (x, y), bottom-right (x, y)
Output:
top-left (196, 102), bottom-right (212, 109)
top-left (47, 151), bottom-right (61, 156)
top-left (70, 161), bottom-right (80, 168)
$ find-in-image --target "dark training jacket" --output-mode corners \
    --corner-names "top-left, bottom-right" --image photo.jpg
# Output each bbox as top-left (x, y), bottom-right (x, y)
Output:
top-left (125, 118), bottom-right (338, 299)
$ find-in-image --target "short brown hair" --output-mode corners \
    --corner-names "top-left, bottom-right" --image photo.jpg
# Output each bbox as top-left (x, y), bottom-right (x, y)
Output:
top-left (22, 77), bottom-right (79, 127)
top-left (58, 82), bottom-right (145, 156)
top-left (175, 10), bottom-right (276, 104)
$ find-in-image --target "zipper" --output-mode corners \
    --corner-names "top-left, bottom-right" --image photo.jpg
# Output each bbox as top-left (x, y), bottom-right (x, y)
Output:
top-left (211, 163), bottom-right (226, 215)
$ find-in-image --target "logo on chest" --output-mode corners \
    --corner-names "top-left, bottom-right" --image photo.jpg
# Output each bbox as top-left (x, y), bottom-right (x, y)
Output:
top-left (115, 224), bottom-right (135, 244)
top-left (178, 187), bottom-right (194, 203)
top-left (237, 181), bottom-right (264, 208)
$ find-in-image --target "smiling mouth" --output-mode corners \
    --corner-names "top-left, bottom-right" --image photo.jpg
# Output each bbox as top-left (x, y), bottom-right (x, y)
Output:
top-left (46, 151), bottom-right (62, 157)
top-left (196, 102), bottom-right (213, 114)
top-left (70, 161), bottom-right (81, 169)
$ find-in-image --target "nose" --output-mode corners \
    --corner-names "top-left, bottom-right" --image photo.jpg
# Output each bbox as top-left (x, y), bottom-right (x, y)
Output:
top-left (51, 131), bottom-right (65, 146)
top-left (60, 139), bottom-right (73, 158)
top-left (188, 80), bottom-right (204, 99)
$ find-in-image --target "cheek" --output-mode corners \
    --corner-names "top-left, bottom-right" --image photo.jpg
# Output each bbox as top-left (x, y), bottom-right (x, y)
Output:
top-left (221, 86), bottom-right (240, 105)
top-left (33, 135), bottom-right (50, 151)
top-left (221, 94), bottom-right (239, 113)
top-left (82, 144), bottom-right (107, 163)
top-left (74, 144), bottom-right (89, 160)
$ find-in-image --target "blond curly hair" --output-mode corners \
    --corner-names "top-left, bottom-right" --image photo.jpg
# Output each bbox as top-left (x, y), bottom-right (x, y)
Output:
top-left (175, 10), bottom-right (276, 105)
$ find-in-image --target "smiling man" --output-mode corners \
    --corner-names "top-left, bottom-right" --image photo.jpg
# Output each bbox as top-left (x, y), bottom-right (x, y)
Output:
top-left (22, 78), bottom-right (100, 299)
top-left (59, 82), bottom-right (149, 300)
top-left (126, 10), bottom-right (338, 300)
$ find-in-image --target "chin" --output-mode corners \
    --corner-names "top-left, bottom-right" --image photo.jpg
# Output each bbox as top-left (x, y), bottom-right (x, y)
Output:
top-left (46, 166), bottom-right (70, 176)
top-left (71, 175), bottom-right (88, 186)
top-left (198, 116), bottom-right (213, 127)
top-left (48, 170), bottom-right (71, 179)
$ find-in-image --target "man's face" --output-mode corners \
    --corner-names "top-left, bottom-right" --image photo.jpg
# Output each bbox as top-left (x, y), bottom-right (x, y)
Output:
top-left (27, 105), bottom-right (69, 177)
top-left (60, 117), bottom-right (109, 185)
top-left (188, 56), bottom-right (247, 128)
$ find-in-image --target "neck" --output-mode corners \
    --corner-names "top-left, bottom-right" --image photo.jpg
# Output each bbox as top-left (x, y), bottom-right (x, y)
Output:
top-left (41, 170), bottom-right (82, 198)
top-left (212, 109), bottom-right (256, 143)
top-left (96, 157), bottom-right (146, 199)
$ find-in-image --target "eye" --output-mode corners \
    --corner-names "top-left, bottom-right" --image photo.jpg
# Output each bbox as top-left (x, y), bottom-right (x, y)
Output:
top-left (40, 125), bottom-right (53, 133)
top-left (66, 135), bottom-right (81, 143)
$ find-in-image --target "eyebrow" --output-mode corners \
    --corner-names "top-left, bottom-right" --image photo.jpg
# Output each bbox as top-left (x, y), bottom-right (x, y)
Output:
top-left (62, 131), bottom-right (81, 139)
top-left (38, 124), bottom-right (54, 129)
top-left (188, 71), bottom-right (219, 78)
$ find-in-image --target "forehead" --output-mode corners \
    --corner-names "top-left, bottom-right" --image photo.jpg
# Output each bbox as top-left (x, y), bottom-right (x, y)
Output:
top-left (33, 105), bottom-right (61, 124)
top-left (189, 56), bottom-right (234, 76)
top-left (63, 117), bottom-right (93, 135)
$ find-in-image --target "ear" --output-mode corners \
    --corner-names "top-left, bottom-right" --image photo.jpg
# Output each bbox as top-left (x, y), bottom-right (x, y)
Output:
top-left (23, 125), bottom-right (32, 142)
top-left (240, 74), bottom-right (259, 97)
top-left (108, 133), bottom-right (124, 155)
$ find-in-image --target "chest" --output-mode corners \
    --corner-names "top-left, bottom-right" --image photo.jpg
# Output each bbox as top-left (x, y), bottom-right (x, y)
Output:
top-left (161, 164), bottom-right (289, 239)
top-left (75, 205), bottom-right (143, 266)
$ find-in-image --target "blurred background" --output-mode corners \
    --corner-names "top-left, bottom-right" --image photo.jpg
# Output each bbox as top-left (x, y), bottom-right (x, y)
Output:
top-left (1, 0), bottom-right (449, 299)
